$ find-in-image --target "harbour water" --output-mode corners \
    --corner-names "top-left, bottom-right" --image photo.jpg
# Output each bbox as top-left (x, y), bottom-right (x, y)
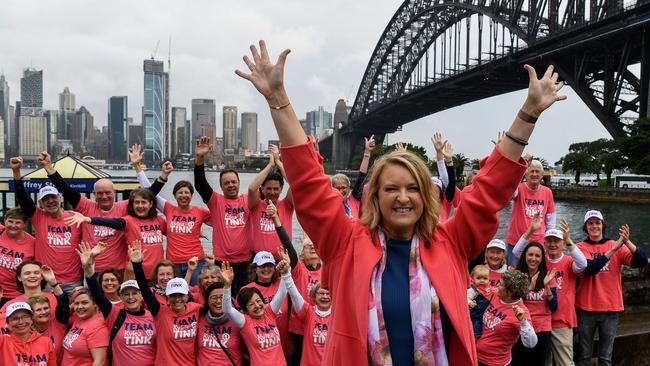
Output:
top-left (3, 168), bottom-right (648, 252)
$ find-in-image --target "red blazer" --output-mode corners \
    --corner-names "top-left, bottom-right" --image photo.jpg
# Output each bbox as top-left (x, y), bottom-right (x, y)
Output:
top-left (281, 141), bottom-right (525, 365)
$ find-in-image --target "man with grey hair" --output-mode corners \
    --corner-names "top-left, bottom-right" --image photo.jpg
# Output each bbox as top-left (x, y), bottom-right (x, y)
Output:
top-left (38, 151), bottom-right (161, 273)
top-left (505, 159), bottom-right (557, 265)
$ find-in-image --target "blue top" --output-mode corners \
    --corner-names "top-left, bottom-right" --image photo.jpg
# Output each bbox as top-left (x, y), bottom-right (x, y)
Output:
top-left (381, 238), bottom-right (414, 366)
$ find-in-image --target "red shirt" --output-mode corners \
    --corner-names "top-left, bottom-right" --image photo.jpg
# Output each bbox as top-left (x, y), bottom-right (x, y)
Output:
top-left (0, 230), bottom-right (35, 298)
top-left (123, 216), bottom-right (166, 279)
top-left (505, 183), bottom-right (555, 244)
top-left (39, 320), bottom-right (67, 364)
top-left (577, 239), bottom-right (633, 312)
top-left (197, 315), bottom-right (244, 366)
top-left (76, 197), bottom-right (129, 271)
top-left (240, 306), bottom-right (286, 366)
top-left (240, 280), bottom-right (290, 356)
top-left (476, 295), bottom-right (533, 366)
top-left (249, 199), bottom-right (294, 257)
top-left (105, 305), bottom-right (156, 366)
top-left (522, 278), bottom-right (556, 332)
top-left (61, 313), bottom-right (109, 366)
top-left (289, 263), bottom-right (322, 334)
top-left (297, 306), bottom-right (331, 366)
top-left (31, 210), bottom-right (83, 283)
top-left (207, 193), bottom-right (250, 262)
top-left (163, 202), bottom-right (211, 263)
top-left (0, 331), bottom-right (57, 366)
top-left (153, 302), bottom-right (201, 366)
top-left (547, 255), bottom-right (578, 328)
top-left (489, 266), bottom-right (508, 288)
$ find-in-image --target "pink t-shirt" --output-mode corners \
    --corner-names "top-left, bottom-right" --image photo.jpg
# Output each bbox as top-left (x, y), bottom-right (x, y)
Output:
top-left (0, 331), bottom-right (57, 366)
top-left (207, 193), bottom-right (250, 262)
top-left (476, 295), bottom-right (533, 366)
top-left (249, 199), bottom-right (294, 257)
top-left (577, 240), bottom-right (633, 312)
top-left (153, 302), bottom-right (201, 366)
top-left (240, 280), bottom-right (290, 356)
top-left (289, 263), bottom-right (322, 334)
top-left (523, 278), bottom-right (556, 332)
top-left (41, 320), bottom-right (67, 364)
top-left (76, 197), bottom-right (129, 271)
top-left (106, 305), bottom-right (156, 366)
top-left (31, 210), bottom-right (83, 283)
top-left (197, 315), bottom-right (244, 366)
top-left (297, 306), bottom-right (330, 366)
top-left (505, 183), bottom-right (555, 244)
top-left (547, 254), bottom-right (579, 328)
top-left (61, 313), bottom-right (109, 366)
top-left (489, 268), bottom-right (505, 288)
top-left (123, 216), bottom-right (166, 279)
top-left (240, 306), bottom-right (286, 366)
top-left (163, 202), bottom-right (211, 263)
top-left (0, 230), bottom-right (35, 298)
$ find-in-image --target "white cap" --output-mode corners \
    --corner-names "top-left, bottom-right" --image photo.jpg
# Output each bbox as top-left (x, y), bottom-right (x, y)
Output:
top-left (37, 185), bottom-right (59, 201)
top-left (6, 302), bottom-right (32, 318)
top-left (119, 280), bottom-right (140, 295)
top-left (584, 210), bottom-right (604, 223)
top-left (253, 251), bottom-right (275, 266)
top-left (486, 239), bottom-right (506, 251)
top-left (431, 177), bottom-right (443, 189)
top-left (165, 278), bottom-right (189, 296)
top-left (544, 229), bottom-right (563, 239)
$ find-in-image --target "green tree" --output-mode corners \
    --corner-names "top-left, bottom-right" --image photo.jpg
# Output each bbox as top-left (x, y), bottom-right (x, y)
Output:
top-left (559, 151), bottom-right (593, 184)
top-left (452, 153), bottom-right (469, 182)
top-left (620, 117), bottom-right (650, 174)
top-left (470, 158), bottom-right (480, 170)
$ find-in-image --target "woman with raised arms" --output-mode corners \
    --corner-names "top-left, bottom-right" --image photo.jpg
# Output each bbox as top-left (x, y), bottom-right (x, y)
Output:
top-left (234, 39), bottom-right (566, 364)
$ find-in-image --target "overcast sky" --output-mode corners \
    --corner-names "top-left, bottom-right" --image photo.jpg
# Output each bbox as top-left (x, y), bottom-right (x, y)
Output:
top-left (0, 0), bottom-right (612, 163)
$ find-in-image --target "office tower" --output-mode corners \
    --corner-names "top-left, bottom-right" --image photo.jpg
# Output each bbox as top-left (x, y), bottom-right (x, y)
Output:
top-left (306, 106), bottom-right (333, 138)
top-left (108, 96), bottom-right (128, 162)
top-left (20, 68), bottom-right (43, 116)
top-left (44, 110), bottom-right (58, 152)
top-left (70, 106), bottom-right (93, 154)
top-left (0, 75), bottom-right (9, 160)
top-left (0, 115), bottom-right (4, 161)
top-left (223, 106), bottom-right (237, 155)
top-left (143, 59), bottom-right (167, 162)
top-left (201, 124), bottom-right (216, 148)
top-left (171, 106), bottom-right (187, 155)
top-left (191, 99), bottom-right (216, 150)
top-left (185, 119), bottom-right (191, 154)
top-left (19, 115), bottom-right (47, 160)
top-left (241, 112), bottom-right (258, 152)
top-left (8, 105), bottom-right (15, 156)
top-left (129, 123), bottom-right (143, 147)
top-left (58, 87), bottom-right (76, 140)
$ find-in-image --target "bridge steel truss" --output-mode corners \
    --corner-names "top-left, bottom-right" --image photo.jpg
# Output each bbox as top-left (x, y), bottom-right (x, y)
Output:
top-left (325, 0), bottom-right (650, 168)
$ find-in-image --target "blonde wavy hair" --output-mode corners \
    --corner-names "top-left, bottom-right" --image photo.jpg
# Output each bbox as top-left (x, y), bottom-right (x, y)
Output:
top-left (361, 150), bottom-right (440, 241)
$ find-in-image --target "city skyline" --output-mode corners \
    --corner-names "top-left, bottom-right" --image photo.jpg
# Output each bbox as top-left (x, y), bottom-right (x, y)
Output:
top-left (0, 0), bottom-right (613, 163)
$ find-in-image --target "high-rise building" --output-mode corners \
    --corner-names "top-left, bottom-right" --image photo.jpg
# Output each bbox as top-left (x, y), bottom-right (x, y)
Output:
top-left (59, 87), bottom-right (75, 111)
top-left (19, 115), bottom-right (47, 160)
top-left (129, 123), bottom-right (143, 147)
top-left (201, 124), bottom-right (216, 148)
top-left (8, 105), bottom-right (16, 156)
top-left (241, 112), bottom-right (258, 152)
top-left (72, 106), bottom-right (93, 154)
top-left (20, 68), bottom-right (43, 116)
top-left (332, 99), bottom-right (349, 170)
top-left (44, 110), bottom-right (58, 153)
top-left (0, 116), bottom-right (5, 161)
top-left (0, 75), bottom-right (10, 160)
top-left (223, 106), bottom-right (238, 155)
top-left (191, 99), bottom-right (216, 149)
top-left (143, 59), bottom-right (167, 162)
top-left (58, 87), bottom-right (76, 140)
top-left (108, 96), bottom-right (128, 162)
top-left (171, 107), bottom-right (187, 155)
top-left (306, 106), bottom-right (333, 138)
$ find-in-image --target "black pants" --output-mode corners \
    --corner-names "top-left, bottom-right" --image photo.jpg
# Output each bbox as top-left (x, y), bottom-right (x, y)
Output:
top-left (511, 331), bottom-right (551, 366)
top-left (216, 259), bottom-right (251, 297)
top-left (290, 332), bottom-right (303, 365)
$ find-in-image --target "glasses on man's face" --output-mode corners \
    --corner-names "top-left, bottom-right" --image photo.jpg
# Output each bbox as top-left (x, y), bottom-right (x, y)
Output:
top-left (9, 315), bottom-right (31, 323)
top-left (209, 295), bottom-right (223, 303)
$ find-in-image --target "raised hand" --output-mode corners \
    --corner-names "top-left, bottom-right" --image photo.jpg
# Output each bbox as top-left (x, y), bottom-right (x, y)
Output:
top-left (269, 144), bottom-right (280, 164)
top-left (560, 219), bottom-right (574, 248)
top-left (544, 268), bottom-right (557, 286)
top-left (204, 252), bottom-right (215, 265)
top-left (394, 142), bottom-right (406, 152)
top-left (523, 154), bottom-right (534, 165)
top-left (442, 142), bottom-right (453, 162)
top-left (64, 211), bottom-right (91, 228)
top-left (276, 259), bottom-right (289, 275)
top-left (523, 64), bottom-right (567, 116)
top-left (221, 262), bottom-right (234, 288)
top-left (128, 240), bottom-right (144, 263)
top-left (266, 199), bottom-right (278, 219)
top-left (235, 40), bottom-right (290, 101)
top-left (91, 242), bottom-right (108, 257)
top-left (41, 265), bottom-right (58, 287)
top-left (530, 212), bottom-right (542, 232)
top-left (75, 241), bottom-right (95, 270)
top-left (431, 132), bottom-right (446, 153)
top-left (37, 151), bottom-right (52, 168)
top-left (161, 161), bottom-right (174, 178)
top-left (491, 131), bottom-right (505, 146)
top-left (195, 137), bottom-right (213, 158)
top-left (278, 246), bottom-right (290, 266)
top-left (10, 157), bottom-right (23, 171)
top-left (619, 224), bottom-right (630, 244)
top-left (512, 305), bottom-right (526, 323)
top-left (129, 144), bottom-right (144, 165)
top-left (187, 256), bottom-right (199, 272)
top-left (364, 135), bottom-right (376, 152)
top-left (528, 272), bottom-right (539, 291)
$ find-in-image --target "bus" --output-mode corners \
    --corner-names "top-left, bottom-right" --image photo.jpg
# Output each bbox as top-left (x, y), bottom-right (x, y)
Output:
top-left (615, 174), bottom-right (650, 189)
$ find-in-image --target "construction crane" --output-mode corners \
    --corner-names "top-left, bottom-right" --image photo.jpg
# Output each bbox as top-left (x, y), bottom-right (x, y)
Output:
top-left (151, 40), bottom-right (160, 59)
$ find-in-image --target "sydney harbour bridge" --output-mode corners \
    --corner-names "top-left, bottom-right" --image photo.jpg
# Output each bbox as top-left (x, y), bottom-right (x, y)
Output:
top-left (319, 0), bottom-right (650, 169)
